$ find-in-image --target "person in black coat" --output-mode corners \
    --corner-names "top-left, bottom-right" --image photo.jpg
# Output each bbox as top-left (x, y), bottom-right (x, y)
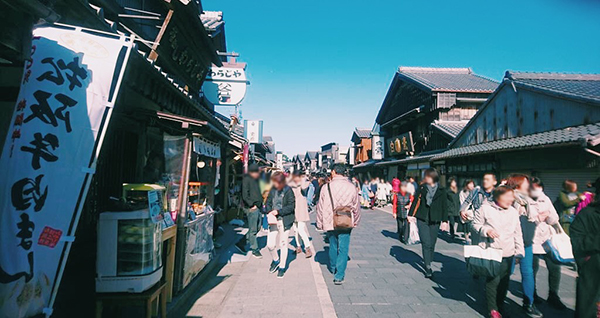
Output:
top-left (407, 168), bottom-right (451, 279)
top-left (264, 171), bottom-right (296, 278)
top-left (570, 177), bottom-right (600, 318)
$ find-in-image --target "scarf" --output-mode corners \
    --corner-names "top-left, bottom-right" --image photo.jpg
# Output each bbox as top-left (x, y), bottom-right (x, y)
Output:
top-left (514, 190), bottom-right (537, 221)
top-left (425, 183), bottom-right (438, 206)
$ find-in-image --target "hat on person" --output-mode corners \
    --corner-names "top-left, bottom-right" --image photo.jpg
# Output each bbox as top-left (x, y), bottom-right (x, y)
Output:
top-left (248, 163), bottom-right (259, 173)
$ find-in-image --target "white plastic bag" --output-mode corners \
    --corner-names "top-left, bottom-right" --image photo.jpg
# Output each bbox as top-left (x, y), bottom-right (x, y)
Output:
top-left (543, 226), bottom-right (575, 264)
top-left (407, 218), bottom-right (420, 245)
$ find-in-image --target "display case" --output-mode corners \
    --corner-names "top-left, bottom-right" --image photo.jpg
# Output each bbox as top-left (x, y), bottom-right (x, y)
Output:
top-left (96, 210), bottom-right (163, 293)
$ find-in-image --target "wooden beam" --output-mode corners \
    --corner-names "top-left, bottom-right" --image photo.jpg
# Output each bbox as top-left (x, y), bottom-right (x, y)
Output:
top-left (148, 9), bottom-right (173, 62)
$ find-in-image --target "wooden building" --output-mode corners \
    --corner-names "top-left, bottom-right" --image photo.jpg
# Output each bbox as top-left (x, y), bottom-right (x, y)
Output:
top-left (433, 71), bottom-right (600, 198)
top-left (373, 67), bottom-right (498, 182)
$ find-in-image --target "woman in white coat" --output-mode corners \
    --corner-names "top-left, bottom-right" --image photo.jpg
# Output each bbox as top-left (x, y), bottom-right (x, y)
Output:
top-left (289, 171), bottom-right (313, 258)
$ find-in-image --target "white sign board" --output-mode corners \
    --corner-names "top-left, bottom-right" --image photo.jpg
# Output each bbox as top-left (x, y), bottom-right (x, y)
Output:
top-left (0, 26), bottom-right (131, 317)
top-left (202, 66), bottom-right (248, 106)
top-left (193, 137), bottom-right (221, 159)
top-left (276, 152), bottom-right (283, 170)
top-left (372, 134), bottom-right (384, 160)
top-left (243, 120), bottom-right (263, 144)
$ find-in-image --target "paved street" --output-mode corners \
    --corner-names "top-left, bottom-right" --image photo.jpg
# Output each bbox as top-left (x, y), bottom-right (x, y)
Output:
top-left (176, 206), bottom-right (577, 318)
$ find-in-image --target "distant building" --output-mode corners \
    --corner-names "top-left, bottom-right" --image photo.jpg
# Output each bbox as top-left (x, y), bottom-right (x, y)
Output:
top-left (350, 128), bottom-right (372, 165)
top-left (304, 151), bottom-right (319, 172)
top-left (264, 136), bottom-right (276, 161)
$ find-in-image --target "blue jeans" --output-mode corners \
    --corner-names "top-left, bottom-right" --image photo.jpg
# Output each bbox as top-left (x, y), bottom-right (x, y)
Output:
top-left (327, 230), bottom-right (351, 281)
top-left (520, 245), bottom-right (535, 305)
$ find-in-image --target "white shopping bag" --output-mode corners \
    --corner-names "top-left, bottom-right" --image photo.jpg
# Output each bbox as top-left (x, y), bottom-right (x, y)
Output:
top-left (543, 226), bottom-right (575, 264)
top-left (406, 217), bottom-right (420, 245)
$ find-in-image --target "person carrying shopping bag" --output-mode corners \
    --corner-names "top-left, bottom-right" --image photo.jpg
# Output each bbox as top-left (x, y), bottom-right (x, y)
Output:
top-left (407, 168), bottom-right (451, 279)
top-left (264, 171), bottom-right (296, 278)
top-left (473, 186), bottom-right (524, 318)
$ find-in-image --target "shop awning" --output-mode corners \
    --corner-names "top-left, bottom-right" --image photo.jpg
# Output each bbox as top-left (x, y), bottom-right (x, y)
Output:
top-left (433, 123), bottom-right (600, 161)
top-left (375, 150), bottom-right (445, 166)
top-left (352, 159), bottom-right (379, 169)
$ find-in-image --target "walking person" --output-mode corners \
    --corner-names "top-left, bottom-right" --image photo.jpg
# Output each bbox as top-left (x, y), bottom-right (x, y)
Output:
top-left (459, 180), bottom-right (476, 243)
top-left (239, 163), bottom-right (264, 258)
top-left (361, 179), bottom-right (371, 208)
top-left (447, 178), bottom-right (461, 240)
top-left (394, 181), bottom-right (413, 243)
top-left (289, 171), bottom-right (313, 258)
top-left (264, 171), bottom-right (296, 278)
top-left (507, 174), bottom-right (544, 317)
top-left (529, 177), bottom-right (566, 310)
top-left (570, 177), bottom-right (600, 318)
top-left (406, 177), bottom-right (416, 196)
top-left (407, 168), bottom-right (450, 279)
top-left (316, 164), bottom-right (361, 285)
top-left (460, 173), bottom-right (498, 244)
top-left (555, 180), bottom-right (586, 235)
top-left (472, 186), bottom-right (524, 318)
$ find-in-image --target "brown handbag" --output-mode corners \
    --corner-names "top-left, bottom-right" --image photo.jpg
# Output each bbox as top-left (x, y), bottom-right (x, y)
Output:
top-left (327, 183), bottom-right (354, 230)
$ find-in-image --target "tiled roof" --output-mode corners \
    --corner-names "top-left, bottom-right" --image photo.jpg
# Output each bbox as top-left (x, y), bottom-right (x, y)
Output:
top-left (305, 151), bottom-right (318, 160)
top-left (397, 67), bottom-right (499, 93)
top-left (431, 120), bottom-right (469, 138)
top-left (434, 123), bottom-right (600, 160)
top-left (354, 128), bottom-right (372, 139)
top-left (506, 71), bottom-right (600, 104)
top-left (201, 11), bottom-right (224, 32)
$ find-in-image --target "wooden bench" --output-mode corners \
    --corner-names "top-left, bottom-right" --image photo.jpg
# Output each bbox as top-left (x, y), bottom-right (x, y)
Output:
top-left (96, 281), bottom-right (167, 318)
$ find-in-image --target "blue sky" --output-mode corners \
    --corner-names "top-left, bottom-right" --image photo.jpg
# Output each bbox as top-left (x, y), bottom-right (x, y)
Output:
top-left (203, 0), bottom-right (600, 157)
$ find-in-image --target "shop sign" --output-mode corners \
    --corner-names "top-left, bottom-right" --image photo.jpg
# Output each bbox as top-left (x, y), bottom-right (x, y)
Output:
top-left (0, 26), bottom-right (131, 317)
top-left (193, 137), bottom-right (221, 159)
top-left (243, 120), bottom-right (263, 144)
top-left (202, 65), bottom-right (248, 106)
top-left (388, 132), bottom-right (414, 156)
top-left (372, 134), bottom-right (384, 160)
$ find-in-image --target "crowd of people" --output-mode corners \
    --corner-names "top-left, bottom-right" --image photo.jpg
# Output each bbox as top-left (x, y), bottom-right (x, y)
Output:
top-left (236, 162), bottom-right (599, 318)
top-left (391, 169), bottom-right (599, 318)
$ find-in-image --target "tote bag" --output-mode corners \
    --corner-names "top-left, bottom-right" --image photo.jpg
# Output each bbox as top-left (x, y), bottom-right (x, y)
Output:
top-left (543, 226), bottom-right (575, 264)
top-left (464, 243), bottom-right (503, 277)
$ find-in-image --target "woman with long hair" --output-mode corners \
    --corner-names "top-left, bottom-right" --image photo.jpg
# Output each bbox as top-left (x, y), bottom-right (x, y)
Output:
top-left (407, 168), bottom-right (450, 279)
top-left (289, 171), bottom-right (313, 258)
top-left (264, 171), bottom-right (296, 278)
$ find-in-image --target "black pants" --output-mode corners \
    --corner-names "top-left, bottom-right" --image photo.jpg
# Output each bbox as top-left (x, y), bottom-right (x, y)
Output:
top-left (396, 217), bottom-right (407, 242)
top-left (533, 253), bottom-right (561, 296)
top-left (416, 219), bottom-right (439, 270)
top-left (575, 254), bottom-right (600, 318)
top-left (486, 256), bottom-right (514, 312)
top-left (448, 216), bottom-right (459, 237)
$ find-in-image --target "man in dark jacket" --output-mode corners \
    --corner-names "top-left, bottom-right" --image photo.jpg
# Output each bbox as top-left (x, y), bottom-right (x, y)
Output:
top-left (239, 163), bottom-right (264, 258)
top-left (570, 178), bottom-right (600, 318)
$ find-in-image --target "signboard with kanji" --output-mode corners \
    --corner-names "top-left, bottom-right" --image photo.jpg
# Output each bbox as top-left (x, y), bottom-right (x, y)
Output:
top-left (388, 132), bottom-right (414, 156)
top-left (0, 26), bottom-right (132, 317)
top-left (202, 65), bottom-right (248, 106)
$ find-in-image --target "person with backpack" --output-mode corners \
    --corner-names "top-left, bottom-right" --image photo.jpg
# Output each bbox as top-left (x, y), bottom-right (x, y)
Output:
top-left (264, 171), bottom-right (296, 278)
top-left (407, 168), bottom-right (451, 279)
top-left (316, 164), bottom-right (361, 285)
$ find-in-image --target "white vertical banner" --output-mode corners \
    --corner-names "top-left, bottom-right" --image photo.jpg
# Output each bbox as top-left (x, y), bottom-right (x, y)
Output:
top-left (0, 26), bottom-right (132, 317)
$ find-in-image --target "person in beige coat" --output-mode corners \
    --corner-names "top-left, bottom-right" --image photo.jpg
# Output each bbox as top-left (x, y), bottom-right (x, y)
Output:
top-left (289, 171), bottom-right (313, 257)
top-left (316, 164), bottom-right (361, 285)
top-left (473, 186), bottom-right (524, 318)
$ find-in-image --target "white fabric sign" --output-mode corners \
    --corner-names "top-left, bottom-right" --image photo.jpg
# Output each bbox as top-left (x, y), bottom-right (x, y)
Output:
top-left (0, 26), bottom-right (131, 317)
top-left (193, 137), bottom-right (221, 159)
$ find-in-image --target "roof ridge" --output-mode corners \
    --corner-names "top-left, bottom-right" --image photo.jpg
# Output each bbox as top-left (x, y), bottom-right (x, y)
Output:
top-left (398, 66), bottom-right (472, 74)
top-left (506, 71), bottom-right (600, 81)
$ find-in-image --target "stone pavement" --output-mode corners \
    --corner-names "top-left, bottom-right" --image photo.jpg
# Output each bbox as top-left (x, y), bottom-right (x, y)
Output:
top-left (174, 206), bottom-right (577, 318)
top-left (309, 205), bottom-right (577, 318)
top-left (175, 225), bottom-right (335, 318)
